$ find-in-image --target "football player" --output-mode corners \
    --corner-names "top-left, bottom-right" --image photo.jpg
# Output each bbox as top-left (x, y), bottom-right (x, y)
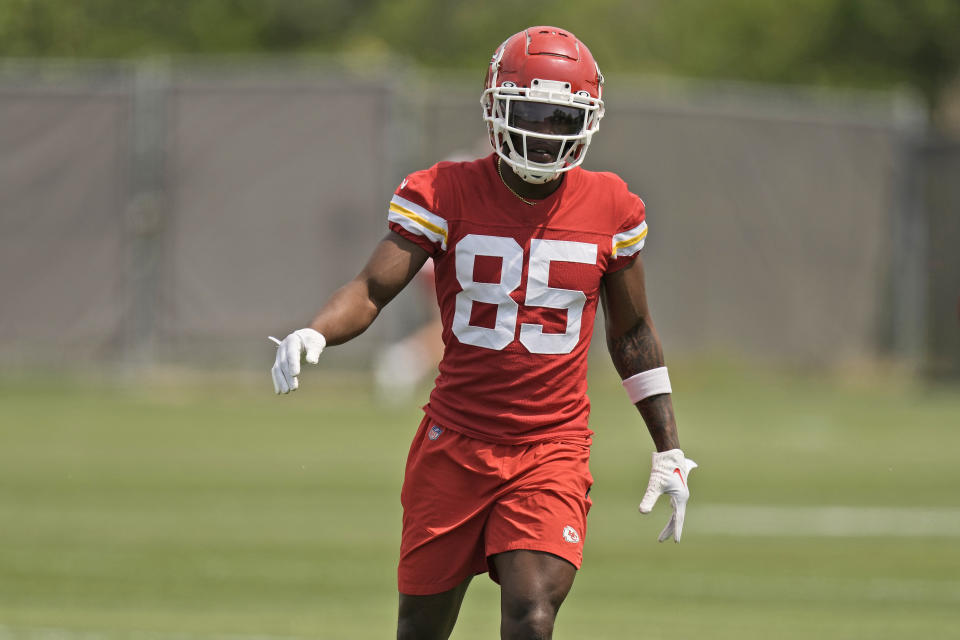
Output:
top-left (271, 26), bottom-right (697, 640)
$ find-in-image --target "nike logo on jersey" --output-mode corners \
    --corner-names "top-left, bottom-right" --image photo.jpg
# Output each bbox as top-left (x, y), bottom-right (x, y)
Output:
top-left (400, 177), bottom-right (408, 190)
top-left (673, 467), bottom-right (685, 487)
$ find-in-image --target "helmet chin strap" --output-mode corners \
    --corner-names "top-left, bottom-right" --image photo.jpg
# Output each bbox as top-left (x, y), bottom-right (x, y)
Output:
top-left (505, 149), bottom-right (562, 185)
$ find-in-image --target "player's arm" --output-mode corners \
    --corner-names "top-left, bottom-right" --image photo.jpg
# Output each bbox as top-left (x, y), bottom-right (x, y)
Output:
top-left (601, 256), bottom-right (697, 542)
top-left (271, 231), bottom-right (430, 393)
top-left (601, 256), bottom-right (678, 451)
top-left (308, 231), bottom-right (429, 345)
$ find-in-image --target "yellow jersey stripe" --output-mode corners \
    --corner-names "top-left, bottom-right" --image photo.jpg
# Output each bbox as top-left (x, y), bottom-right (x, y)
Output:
top-left (389, 202), bottom-right (448, 242)
top-left (387, 195), bottom-right (449, 250)
top-left (611, 223), bottom-right (648, 257)
top-left (613, 226), bottom-right (648, 252)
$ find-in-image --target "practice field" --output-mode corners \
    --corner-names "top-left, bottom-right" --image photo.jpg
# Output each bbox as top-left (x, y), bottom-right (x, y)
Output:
top-left (1, 360), bottom-right (958, 639)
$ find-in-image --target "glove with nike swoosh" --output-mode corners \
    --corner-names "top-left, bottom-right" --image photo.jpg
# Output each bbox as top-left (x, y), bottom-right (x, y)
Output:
top-left (638, 448), bottom-right (698, 543)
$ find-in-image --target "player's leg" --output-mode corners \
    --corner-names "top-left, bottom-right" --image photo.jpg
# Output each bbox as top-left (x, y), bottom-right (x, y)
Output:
top-left (493, 550), bottom-right (577, 640)
top-left (398, 418), bottom-right (497, 637)
top-left (484, 438), bottom-right (593, 639)
top-left (397, 575), bottom-right (473, 640)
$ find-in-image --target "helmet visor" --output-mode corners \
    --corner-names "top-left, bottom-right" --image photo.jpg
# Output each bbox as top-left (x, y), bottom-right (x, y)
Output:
top-left (508, 101), bottom-right (586, 136)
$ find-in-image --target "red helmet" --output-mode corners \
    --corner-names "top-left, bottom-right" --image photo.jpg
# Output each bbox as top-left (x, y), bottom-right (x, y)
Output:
top-left (482, 26), bottom-right (605, 183)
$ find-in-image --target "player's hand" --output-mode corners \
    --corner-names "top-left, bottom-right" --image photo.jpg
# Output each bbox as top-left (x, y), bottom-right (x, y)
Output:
top-left (638, 448), bottom-right (698, 543)
top-left (269, 328), bottom-right (326, 394)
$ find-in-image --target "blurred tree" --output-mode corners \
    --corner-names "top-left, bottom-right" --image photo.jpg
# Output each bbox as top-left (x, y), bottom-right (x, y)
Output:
top-left (815, 0), bottom-right (960, 111)
top-left (0, 0), bottom-right (377, 57)
top-left (1, 0), bottom-right (958, 116)
top-left (630, 0), bottom-right (960, 114)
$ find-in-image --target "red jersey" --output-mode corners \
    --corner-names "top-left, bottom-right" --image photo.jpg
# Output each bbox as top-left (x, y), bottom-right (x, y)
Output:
top-left (388, 154), bottom-right (647, 444)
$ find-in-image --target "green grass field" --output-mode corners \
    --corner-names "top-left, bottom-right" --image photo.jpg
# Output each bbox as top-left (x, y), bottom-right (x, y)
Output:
top-left (1, 360), bottom-right (959, 639)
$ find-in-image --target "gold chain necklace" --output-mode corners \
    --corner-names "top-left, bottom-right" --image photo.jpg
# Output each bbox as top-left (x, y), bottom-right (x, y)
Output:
top-left (497, 157), bottom-right (537, 206)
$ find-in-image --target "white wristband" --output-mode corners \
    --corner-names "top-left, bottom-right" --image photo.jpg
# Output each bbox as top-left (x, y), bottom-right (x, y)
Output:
top-left (622, 366), bottom-right (672, 403)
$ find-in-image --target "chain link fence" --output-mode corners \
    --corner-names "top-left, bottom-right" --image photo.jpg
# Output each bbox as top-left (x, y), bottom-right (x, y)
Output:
top-left (1, 58), bottom-right (955, 375)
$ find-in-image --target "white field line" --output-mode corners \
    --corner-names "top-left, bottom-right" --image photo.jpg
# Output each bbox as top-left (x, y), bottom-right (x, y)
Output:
top-left (693, 504), bottom-right (960, 537)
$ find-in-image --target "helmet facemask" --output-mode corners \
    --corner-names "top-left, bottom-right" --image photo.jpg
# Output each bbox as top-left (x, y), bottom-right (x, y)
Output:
top-left (483, 78), bottom-right (604, 184)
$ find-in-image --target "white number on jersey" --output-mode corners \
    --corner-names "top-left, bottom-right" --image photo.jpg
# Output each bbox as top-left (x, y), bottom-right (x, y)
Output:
top-left (452, 234), bottom-right (597, 355)
top-left (452, 234), bottom-right (523, 351)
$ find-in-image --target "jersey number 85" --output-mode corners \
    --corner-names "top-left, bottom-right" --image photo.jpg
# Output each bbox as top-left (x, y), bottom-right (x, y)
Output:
top-left (452, 234), bottom-right (597, 355)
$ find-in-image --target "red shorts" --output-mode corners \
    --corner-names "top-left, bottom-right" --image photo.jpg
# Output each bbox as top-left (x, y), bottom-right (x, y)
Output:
top-left (398, 416), bottom-right (593, 595)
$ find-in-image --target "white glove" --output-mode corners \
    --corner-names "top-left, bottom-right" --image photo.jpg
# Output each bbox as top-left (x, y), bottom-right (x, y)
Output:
top-left (638, 448), bottom-right (698, 543)
top-left (270, 328), bottom-right (326, 394)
